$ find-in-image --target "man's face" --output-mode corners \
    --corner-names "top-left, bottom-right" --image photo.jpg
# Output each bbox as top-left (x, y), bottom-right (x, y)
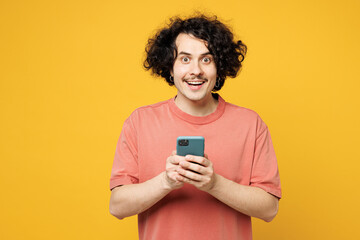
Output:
top-left (172, 33), bottom-right (217, 103)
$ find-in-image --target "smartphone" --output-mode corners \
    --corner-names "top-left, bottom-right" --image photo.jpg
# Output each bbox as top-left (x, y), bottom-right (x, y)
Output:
top-left (176, 136), bottom-right (204, 157)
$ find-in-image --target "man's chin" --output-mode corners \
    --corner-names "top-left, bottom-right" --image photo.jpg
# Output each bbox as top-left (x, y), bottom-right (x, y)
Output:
top-left (184, 93), bottom-right (208, 102)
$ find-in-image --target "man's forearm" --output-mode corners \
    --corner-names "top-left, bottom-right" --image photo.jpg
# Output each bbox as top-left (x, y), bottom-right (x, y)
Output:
top-left (109, 172), bottom-right (172, 219)
top-left (207, 174), bottom-right (279, 222)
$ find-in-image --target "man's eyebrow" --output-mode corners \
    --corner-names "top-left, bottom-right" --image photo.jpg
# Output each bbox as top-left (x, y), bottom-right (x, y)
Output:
top-left (178, 51), bottom-right (212, 56)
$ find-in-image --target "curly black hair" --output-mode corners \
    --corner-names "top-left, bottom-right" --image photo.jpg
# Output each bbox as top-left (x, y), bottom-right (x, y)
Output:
top-left (143, 14), bottom-right (247, 91)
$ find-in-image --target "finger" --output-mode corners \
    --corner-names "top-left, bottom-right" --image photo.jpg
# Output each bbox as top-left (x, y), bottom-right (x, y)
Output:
top-left (171, 150), bottom-right (177, 156)
top-left (176, 167), bottom-right (202, 181)
top-left (176, 174), bottom-right (191, 183)
top-left (184, 155), bottom-right (210, 167)
top-left (169, 155), bottom-right (184, 165)
top-left (176, 174), bottom-right (202, 187)
top-left (179, 161), bottom-right (205, 174)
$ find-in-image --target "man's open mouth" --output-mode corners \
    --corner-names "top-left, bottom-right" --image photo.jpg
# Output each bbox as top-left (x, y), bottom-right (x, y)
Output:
top-left (185, 81), bottom-right (206, 86)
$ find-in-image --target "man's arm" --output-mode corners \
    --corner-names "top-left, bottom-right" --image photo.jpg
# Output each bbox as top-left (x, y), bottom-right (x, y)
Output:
top-left (109, 172), bottom-right (170, 219)
top-left (109, 152), bottom-right (184, 219)
top-left (174, 155), bottom-right (279, 222)
top-left (207, 174), bottom-right (279, 222)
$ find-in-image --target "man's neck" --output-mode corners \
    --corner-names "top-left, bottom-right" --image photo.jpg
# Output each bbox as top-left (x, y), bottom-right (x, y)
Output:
top-left (174, 93), bottom-right (219, 117)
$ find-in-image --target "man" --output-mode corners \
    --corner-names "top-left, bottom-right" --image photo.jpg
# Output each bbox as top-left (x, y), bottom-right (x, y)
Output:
top-left (109, 15), bottom-right (281, 240)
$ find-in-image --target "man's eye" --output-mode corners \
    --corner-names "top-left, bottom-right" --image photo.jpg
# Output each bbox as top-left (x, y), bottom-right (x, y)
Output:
top-left (181, 57), bottom-right (190, 63)
top-left (202, 57), bottom-right (211, 63)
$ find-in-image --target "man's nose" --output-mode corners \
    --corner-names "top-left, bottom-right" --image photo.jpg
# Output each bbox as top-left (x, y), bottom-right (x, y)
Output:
top-left (190, 61), bottom-right (203, 76)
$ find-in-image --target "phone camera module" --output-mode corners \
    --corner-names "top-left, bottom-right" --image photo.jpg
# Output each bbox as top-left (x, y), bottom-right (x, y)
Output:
top-left (179, 139), bottom-right (189, 146)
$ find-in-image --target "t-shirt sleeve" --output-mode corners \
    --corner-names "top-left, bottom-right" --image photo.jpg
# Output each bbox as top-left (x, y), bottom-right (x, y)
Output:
top-left (109, 113), bottom-right (139, 190)
top-left (250, 116), bottom-right (282, 199)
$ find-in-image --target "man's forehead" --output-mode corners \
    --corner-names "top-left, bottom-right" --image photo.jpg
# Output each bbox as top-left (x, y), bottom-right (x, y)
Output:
top-left (175, 33), bottom-right (209, 52)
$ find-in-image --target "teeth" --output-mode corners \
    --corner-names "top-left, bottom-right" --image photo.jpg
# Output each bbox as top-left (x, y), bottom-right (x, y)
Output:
top-left (187, 81), bottom-right (204, 85)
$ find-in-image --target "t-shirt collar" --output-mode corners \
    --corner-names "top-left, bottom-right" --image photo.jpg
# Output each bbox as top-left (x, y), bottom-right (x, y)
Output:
top-left (168, 93), bottom-right (226, 125)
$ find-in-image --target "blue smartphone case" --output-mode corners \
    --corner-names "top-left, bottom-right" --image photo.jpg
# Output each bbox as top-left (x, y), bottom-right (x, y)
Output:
top-left (176, 136), bottom-right (205, 157)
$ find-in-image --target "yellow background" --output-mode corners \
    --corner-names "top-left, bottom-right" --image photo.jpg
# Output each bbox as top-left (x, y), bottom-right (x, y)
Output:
top-left (1, 0), bottom-right (359, 239)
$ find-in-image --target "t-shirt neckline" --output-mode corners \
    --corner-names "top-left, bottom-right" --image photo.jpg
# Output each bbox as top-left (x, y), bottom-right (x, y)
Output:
top-left (168, 93), bottom-right (226, 125)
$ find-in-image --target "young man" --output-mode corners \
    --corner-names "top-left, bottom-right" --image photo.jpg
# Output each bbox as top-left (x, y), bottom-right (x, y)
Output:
top-left (109, 15), bottom-right (281, 240)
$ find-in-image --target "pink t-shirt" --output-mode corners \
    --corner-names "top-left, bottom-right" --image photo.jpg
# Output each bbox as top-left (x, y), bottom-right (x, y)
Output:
top-left (110, 95), bottom-right (281, 240)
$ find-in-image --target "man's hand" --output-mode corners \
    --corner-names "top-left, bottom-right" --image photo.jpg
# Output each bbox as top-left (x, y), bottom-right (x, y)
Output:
top-left (175, 154), bottom-right (217, 192)
top-left (163, 150), bottom-right (184, 190)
